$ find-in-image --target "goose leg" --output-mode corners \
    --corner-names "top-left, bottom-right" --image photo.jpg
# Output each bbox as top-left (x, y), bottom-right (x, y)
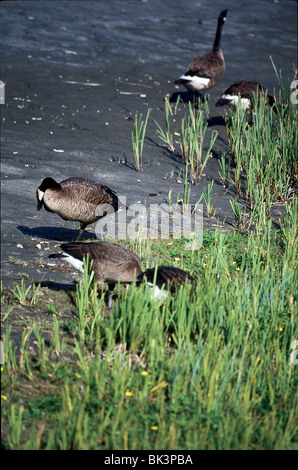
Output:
top-left (75, 229), bottom-right (84, 242)
top-left (107, 283), bottom-right (116, 311)
top-left (193, 91), bottom-right (202, 108)
top-left (75, 223), bottom-right (87, 242)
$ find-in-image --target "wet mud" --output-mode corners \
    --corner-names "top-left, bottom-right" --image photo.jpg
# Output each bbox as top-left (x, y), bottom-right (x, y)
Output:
top-left (1, 0), bottom-right (297, 289)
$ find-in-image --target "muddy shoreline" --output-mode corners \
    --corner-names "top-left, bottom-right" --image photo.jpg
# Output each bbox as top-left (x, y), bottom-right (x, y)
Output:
top-left (1, 0), bottom-right (297, 289)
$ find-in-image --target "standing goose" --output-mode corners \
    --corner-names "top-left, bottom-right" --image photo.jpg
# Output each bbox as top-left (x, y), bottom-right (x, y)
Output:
top-left (49, 241), bottom-right (142, 309)
top-left (36, 177), bottom-right (120, 241)
top-left (215, 80), bottom-right (276, 111)
top-left (136, 266), bottom-right (196, 301)
top-left (174, 9), bottom-right (228, 97)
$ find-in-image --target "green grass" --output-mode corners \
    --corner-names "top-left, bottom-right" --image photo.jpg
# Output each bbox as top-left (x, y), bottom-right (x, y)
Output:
top-left (226, 66), bottom-right (297, 230)
top-left (153, 95), bottom-right (176, 152)
top-left (1, 225), bottom-right (297, 450)
top-left (11, 279), bottom-right (41, 306)
top-left (178, 100), bottom-right (217, 184)
top-left (152, 96), bottom-right (217, 185)
top-left (1, 69), bottom-right (297, 450)
top-left (132, 108), bottom-right (151, 171)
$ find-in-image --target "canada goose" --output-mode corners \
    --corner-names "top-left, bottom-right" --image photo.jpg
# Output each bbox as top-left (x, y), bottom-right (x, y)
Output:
top-left (49, 241), bottom-right (142, 309)
top-left (136, 266), bottom-right (196, 301)
top-left (174, 9), bottom-right (228, 97)
top-left (215, 80), bottom-right (276, 111)
top-left (36, 177), bottom-right (120, 241)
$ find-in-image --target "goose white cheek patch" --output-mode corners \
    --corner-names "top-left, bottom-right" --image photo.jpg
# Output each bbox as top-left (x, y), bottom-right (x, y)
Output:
top-left (147, 282), bottom-right (169, 302)
top-left (37, 189), bottom-right (45, 201)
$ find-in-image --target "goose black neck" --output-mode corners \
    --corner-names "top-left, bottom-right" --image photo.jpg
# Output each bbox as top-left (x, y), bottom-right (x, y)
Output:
top-left (213, 11), bottom-right (227, 52)
top-left (39, 177), bottom-right (61, 192)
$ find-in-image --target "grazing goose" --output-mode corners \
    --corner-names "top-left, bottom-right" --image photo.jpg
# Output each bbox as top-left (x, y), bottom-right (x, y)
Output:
top-left (136, 266), bottom-right (196, 301)
top-left (49, 241), bottom-right (142, 309)
top-left (174, 9), bottom-right (228, 98)
top-left (36, 177), bottom-right (119, 241)
top-left (215, 80), bottom-right (276, 112)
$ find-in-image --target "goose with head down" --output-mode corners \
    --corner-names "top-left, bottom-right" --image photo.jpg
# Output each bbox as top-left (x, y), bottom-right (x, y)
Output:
top-left (36, 176), bottom-right (120, 241)
top-left (49, 241), bottom-right (143, 309)
top-left (136, 266), bottom-right (196, 301)
top-left (216, 80), bottom-right (276, 112)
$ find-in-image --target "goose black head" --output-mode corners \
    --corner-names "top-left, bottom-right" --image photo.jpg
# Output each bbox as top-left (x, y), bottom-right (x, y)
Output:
top-left (36, 177), bottom-right (61, 211)
top-left (219, 9), bottom-right (228, 20)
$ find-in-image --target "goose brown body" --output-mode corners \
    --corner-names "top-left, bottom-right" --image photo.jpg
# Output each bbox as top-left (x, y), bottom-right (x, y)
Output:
top-left (175, 9), bottom-right (228, 94)
top-left (61, 241), bottom-right (142, 285)
top-left (49, 241), bottom-right (142, 309)
top-left (137, 266), bottom-right (196, 294)
top-left (216, 80), bottom-right (276, 111)
top-left (37, 177), bottom-right (119, 240)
